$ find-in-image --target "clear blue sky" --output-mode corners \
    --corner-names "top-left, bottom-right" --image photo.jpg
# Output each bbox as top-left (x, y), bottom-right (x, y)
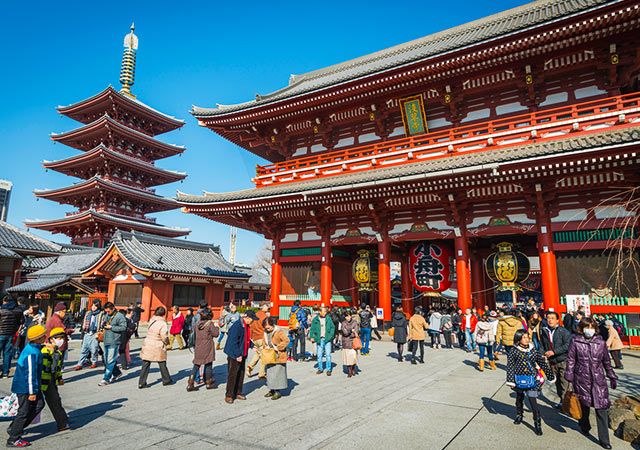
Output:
top-left (0, 0), bottom-right (526, 265)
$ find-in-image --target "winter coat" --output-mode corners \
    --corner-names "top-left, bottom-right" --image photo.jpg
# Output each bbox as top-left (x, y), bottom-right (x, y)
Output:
top-left (224, 319), bottom-right (252, 360)
top-left (192, 319), bottom-right (220, 365)
top-left (461, 314), bottom-right (478, 332)
top-left (132, 306), bottom-right (144, 323)
top-left (451, 313), bottom-right (462, 332)
top-left (475, 321), bottom-right (494, 345)
top-left (539, 325), bottom-right (572, 364)
top-left (340, 319), bottom-right (359, 349)
top-left (140, 317), bottom-right (169, 362)
top-left (45, 313), bottom-right (71, 352)
top-left (428, 312), bottom-right (442, 333)
top-left (290, 306), bottom-right (308, 329)
top-left (265, 328), bottom-right (289, 364)
top-left (169, 312), bottom-right (184, 334)
top-left (250, 310), bottom-right (268, 341)
top-left (11, 343), bottom-right (43, 395)
top-left (506, 343), bottom-right (554, 391)
top-left (391, 311), bottom-right (409, 344)
top-left (565, 335), bottom-right (618, 409)
top-left (440, 314), bottom-right (453, 333)
top-left (183, 314), bottom-right (195, 333)
top-left (309, 315), bottom-right (335, 342)
top-left (0, 301), bottom-right (24, 336)
top-left (606, 327), bottom-right (624, 351)
top-left (496, 316), bottom-right (523, 346)
top-left (408, 314), bottom-right (428, 341)
top-left (101, 311), bottom-right (127, 347)
top-left (359, 310), bottom-right (373, 329)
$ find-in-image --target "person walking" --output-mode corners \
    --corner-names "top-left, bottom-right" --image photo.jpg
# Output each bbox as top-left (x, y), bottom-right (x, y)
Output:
top-left (187, 307), bottom-right (219, 391)
top-left (310, 306), bottom-right (335, 375)
top-left (224, 310), bottom-right (256, 403)
top-left (98, 302), bottom-right (126, 386)
top-left (358, 305), bottom-right (373, 356)
top-left (0, 295), bottom-right (25, 378)
top-left (330, 307), bottom-right (342, 350)
top-left (475, 314), bottom-right (495, 371)
top-left (605, 320), bottom-right (624, 369)
top-left (167, 306), bottom-right (185, 351)
top-left (289, 300), bottom-right (308, 361)
top-left (215, 305), bottom-right (230, 350)
top-left (441, 309), bottom-right (453, 349)
top-left (496, 308), bottom-right (522, 356)
top-left (263, 317), bottom-right (289, 400)
top-left (528, 311), bottom-right (542, 350)
top-left (45, 302), bottom-right (73, 361)
top-left (340, 310), bottom-right (359, 377)
top-left (246, 302), bottom-right (269, 379)
top-left (131, 302), bottom-right (144, 338)
top-left (370, 311), bottom-right (382, 340)
top-left (392, 306), bottom-right (409, 362)
top-left (539, 311), bottom-right (572, 408)
top-left (452, 308), bottom-right (464, 349)
top-left (182, 308), bottom-right (195, 348)
top-left (408, 307), bottom-right (428, 364)
top-left (506, 329), bottom-right (554, 436)
top-left (565, 317), bottom-right (618, 449)
top-left (41, 328), bottom-right (70, 432)
top-left (139, 307), bottom-right (173, 388)
top-left (73, 299), bottom-right (104, 371)
top-left (461, 308), bottom-right (478, 352)
top-left (428, 309), bottom-right (443, 349)
top-left (119, 308), bottom-right (136, 370)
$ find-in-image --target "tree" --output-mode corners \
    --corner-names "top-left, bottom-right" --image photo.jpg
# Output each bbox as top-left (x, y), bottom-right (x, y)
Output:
top-left (253, 240), bottom-right (272, 276)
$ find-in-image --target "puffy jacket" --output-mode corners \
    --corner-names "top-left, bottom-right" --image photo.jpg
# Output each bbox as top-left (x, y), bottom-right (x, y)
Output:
top-left (309, 315), bottom-right (335, 342)
top-left (101, 312), bottom-right (127, 347)
top-left (496, 316), bottom-right (523, 346)
top-left (539, 325), bottom-right (572, 364)
top-left (565, 335), bottom-right (617, 409)
top-left (475, 321), bottom-right (494, 344)
top-left (290, 306), bottom-right (308, 329)
top-left (428, 312), bottom-right (442, 332)
top-left (12, 343), bottom-right (43, 395)
top-left (41, 344), bottom-right (63, 392)
top-left (169, 312), bottom-right (185, 334)
top-left (461, 314), bottom-right (478, 333)
top-left (359, 310), bottom-right (373, 329)
top-left (0, 301), bottom-right (24, 336)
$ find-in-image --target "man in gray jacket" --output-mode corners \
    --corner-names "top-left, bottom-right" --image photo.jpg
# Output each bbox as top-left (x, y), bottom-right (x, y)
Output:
top-left (98, 302), bottom-right (127, 386)
top-left (540, 311), bottom-right (572, 407)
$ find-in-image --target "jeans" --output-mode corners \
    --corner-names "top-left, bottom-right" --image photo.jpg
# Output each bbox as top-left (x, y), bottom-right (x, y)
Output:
top-left (430, 332), bottom-right (441, 348)
top-left (77, 333), bottom-right (99, 367)
top-left (456, 330), bottom-right (465, 349)
top-left (465, 330), bottom-right (476, 351)
top-left (316, 338), bottom-right (332, 372)
top-left (217, 331), bottom-right (226, 343)
top-left (293, 328), bottom-right (306, 360)
top-left (478, 343), bottom-right (494, 361)
top-left (360, 328), bottom-right (371, 354)
top-left (190, 362), bottom-right (212, 381)
top-left (0, 335), bottom-right (14, 376)
top-left (103, 345), bottom-right (122, 382)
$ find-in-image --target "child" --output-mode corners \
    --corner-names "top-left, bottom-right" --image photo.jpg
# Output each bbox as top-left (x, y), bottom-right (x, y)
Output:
top-left (41, 327), bottom-right (70, 432)
top-left (119, 309), bottom-right (135, 370)
top-left (286, 331), bottom-right (295, 361)
top-left (7, 325), bottom-right (47, 448)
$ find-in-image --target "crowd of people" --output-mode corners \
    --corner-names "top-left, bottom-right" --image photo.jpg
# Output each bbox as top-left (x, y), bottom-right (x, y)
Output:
top-left (0, 293), bottom-right (630, 448)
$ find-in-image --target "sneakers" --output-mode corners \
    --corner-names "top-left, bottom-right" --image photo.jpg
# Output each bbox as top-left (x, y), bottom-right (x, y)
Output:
top-left (89, 364), bottom-right (97, 369)
top-left (57, 424), bottom-right (71, 432)
top-left (98, 380), bottom-right (109, 386)
top-left (6, 439), bottom-right (30, 447)
top-left (246, 366), bottom-right (252, 377)
top-left (271, 392), bottom-right (282, 400)
top-left (326, 371), bottom-right (332, 376)
top-left (73, 366), bottom-right (82, 371)
top-left (111, 373), bottom-right (122, 383)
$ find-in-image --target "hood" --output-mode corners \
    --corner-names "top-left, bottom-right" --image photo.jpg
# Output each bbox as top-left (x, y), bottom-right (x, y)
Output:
top-left (0, 301), bottom-right (17, 310)
top-left (500, 316), bottom-right (521, 326)
top-left (392, 311), bottom-right (405, 319)
top-left (431, 312), bottom-right (442, 319)
top-left (477, 321), bottom-right (492, 330)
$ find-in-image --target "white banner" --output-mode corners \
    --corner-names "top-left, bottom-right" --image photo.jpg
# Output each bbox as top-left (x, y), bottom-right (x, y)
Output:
top-left (565, 295), bottom-right (591, 316)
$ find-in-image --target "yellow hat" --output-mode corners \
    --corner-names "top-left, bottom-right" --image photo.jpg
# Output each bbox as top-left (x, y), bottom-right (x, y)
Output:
top-left (49, 327), bottom-right (66, 339)
top-left (27, 325), bottom-right (47, 341)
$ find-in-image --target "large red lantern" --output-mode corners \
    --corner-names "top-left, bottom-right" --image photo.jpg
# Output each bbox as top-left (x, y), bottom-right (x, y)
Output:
top-left (409, 241), bottom-right (452, 292)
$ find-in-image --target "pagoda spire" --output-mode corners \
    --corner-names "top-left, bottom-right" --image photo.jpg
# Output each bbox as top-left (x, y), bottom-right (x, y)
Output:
top-left (119, 23), bottom-right (138, 97)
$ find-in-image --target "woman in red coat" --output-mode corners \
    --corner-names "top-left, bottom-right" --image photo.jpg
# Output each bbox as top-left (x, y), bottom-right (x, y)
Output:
top-left (167, 306), bottom-right (185, 350)
top-left (565, 317), bottom-right (618, 450)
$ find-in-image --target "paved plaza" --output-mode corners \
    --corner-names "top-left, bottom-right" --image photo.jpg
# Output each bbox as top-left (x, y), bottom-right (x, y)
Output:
top-left (0, 329), bottom-right (638, 450)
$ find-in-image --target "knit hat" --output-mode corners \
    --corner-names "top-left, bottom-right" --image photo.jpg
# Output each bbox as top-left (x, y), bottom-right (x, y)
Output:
top-left (49, 327), bottom-right (66, 339)
top-left (245, 310), bottom-right (258, 320)
top-left (27, 325), bottom-right (47, 341)
top-left (54, 302), bottom-right (67, 312)
top-left (489, 311), bottom-right (498, 317)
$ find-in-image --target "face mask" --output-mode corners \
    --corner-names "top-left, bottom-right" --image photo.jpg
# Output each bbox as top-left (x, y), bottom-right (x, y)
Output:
top-left (52, 338), bottom-right (64, 347)
top-left (584, 329), bottom-right (596, 338)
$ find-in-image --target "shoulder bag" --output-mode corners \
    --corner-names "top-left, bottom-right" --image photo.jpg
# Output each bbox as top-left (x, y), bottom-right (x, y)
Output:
top-left (97, 314), bottom-right (116, 343)
top-left (514, 353), bottom-right (537, 389)
top-left (562, 383), bottom-right (582, 419)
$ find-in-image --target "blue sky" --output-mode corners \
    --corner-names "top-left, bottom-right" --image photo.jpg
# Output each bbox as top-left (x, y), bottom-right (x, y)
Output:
top-left (0, 0), bottom-right (525, 265)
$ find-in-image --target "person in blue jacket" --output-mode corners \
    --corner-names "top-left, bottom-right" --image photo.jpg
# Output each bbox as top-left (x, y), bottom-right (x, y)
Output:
top-left (7, 325), bottom-right (48, 448)
top-left (223, 310), bottom-right (256, 404)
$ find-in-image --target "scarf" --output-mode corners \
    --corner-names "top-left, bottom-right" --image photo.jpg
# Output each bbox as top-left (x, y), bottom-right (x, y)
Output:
top-left (242, 321), bottom-right (251, 357)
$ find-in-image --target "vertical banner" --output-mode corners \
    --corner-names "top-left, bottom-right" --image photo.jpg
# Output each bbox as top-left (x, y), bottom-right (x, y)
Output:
top-left (565, 295), bottom-right (591, 316)
top-left (399, 94), bottom-right (428, 136)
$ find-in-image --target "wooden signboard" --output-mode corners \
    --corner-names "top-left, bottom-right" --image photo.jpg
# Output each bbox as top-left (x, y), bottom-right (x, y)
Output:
top-left (399, 94), bottom-right (428, 136)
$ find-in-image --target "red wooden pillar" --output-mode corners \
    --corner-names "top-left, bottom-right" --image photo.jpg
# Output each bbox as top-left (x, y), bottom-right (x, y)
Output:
top-left (470, 251), bottom-right (486, 310)
top-left (400, 252), bottom-right (414, 315)
top-left (350, 263), bottom-right (359, 309)
top-left (320, 234), bottom-right (332, 307)
top-left (270, 238), bottom-right (282, 319)
top-left (537, 203), bottom-right (560, 311)
top-left (378, 232), bottom-right (392, 321)
top-left (455, 225), bottom-right (472, 311)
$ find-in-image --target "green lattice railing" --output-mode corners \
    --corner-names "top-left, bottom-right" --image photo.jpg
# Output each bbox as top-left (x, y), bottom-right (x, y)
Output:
top-left (553, 227), bottom-right (637, 243)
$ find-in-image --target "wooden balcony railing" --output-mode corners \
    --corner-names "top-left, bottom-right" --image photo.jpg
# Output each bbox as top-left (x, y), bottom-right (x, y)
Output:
top-left (254, 92), bottom-right (640, 187)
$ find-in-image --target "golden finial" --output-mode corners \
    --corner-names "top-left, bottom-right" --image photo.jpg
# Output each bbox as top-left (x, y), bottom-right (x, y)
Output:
top-left (119, 22), bottom-right (138, 97)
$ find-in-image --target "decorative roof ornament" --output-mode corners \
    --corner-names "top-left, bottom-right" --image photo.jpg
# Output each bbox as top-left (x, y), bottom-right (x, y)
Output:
top-left (119, 23), bottom-right (138, 98)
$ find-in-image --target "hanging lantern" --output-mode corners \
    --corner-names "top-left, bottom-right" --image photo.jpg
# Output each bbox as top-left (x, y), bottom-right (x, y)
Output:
top-left (485, 242), bottom-right (530, 291)
top-left (409, 241), bottom-right (452, 292)
top-left (352, 249), bottom-right (378, 291)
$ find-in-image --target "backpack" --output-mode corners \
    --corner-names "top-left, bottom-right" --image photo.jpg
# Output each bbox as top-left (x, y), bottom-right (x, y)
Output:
top-left (476, 327), bottom-right (489, 344)
top-left (218, 315), bottom-right (225, 327)
top-left (288, 308), bottom-right (300, 330)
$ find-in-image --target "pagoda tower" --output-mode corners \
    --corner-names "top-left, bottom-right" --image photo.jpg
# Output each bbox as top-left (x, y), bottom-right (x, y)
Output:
top-left (26, 25), bottom-right (190, 247)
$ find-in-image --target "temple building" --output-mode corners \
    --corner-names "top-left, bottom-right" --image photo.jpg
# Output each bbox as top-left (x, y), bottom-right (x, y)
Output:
top-left (26, 24), bottom-right (190, 247)
top-left (178, 0), bottom-right (640, 339)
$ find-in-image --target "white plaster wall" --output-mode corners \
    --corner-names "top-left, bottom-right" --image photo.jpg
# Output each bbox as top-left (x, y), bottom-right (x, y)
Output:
top-left (281, 232), bottom-right (299, 242)
top-left (301, 231), bottom-right (319, 241)
top-left (426, 220), bottom-right (453, 230)
top-left (359, 226), bottom-right (375, 236)
top-left (540, 92), bottom-right (568, 106)
top-left (461, 108), bottom-right (490, 123)
top-left (496, 102), bottom-right (528, 116)
top-left (293, 147), bottom-right (307, 156)
top-left (389, 223), bottom-right (412, 234)
top-left (468, 216), bottom-right (492, 228)
top-left (427, 118), bottom-right (452, 129)
top-left (553, 209), bottom-right (588, 222)
top-left (388, 126), bottom-right (405, 138)
top-left (335, 137), bottom-right (355, 148)
top-left (358, 132), bottom-right (379, 143)
top-left (574, 85), bottom-right (607, 100)
top-left (506, 213), bottom-right (536, 224)
top-left (594, 206), bottom-right (635, 219)
top-left (331, 228), bottom-right (349, 238)
top-left (310, 144), bottom-right (325, 153)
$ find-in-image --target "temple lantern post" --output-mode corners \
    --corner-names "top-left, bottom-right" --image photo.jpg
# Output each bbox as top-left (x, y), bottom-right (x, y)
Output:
top-left (454, 224), bottom-right (472, 311)
top-left (377, 230), bottom-right (392, 321)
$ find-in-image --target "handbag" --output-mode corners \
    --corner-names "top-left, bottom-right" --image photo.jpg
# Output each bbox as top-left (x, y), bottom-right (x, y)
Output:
top-left (514, 355), bottom-right (537, 389)
top-left (562, 384), bottom-right (582, 419)
top-left (352, 335), bottom-right (363, 350)
top-left (262, 348), bottom-right (277, 365)
top-left (0, 394), bottom-right (18, 417)
top-left (97, 314), bottom-right (116, 343)
top-left (389, 328), bottom-right (395, 337)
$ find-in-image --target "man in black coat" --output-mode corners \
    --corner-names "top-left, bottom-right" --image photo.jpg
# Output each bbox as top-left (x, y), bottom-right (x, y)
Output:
top-left (540, 310), bottom-right (572, 407)
top-left (0, 295), bottom-right (25, 378)
top-left (131, 302), bottom-right (145, 338)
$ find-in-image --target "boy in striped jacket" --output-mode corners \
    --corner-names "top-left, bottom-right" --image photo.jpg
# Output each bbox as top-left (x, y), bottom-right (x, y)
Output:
top-left (41, 327), bottom-right (70, 432)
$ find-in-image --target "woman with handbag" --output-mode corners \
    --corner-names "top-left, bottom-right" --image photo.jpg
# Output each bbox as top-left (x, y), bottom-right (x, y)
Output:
top-left (262, 317), bottom-right (289, 400)
top-left (138, 307), bottom-right (173, 389)
top-left (565, 317), bottom-right (618, 449)
top-left (506, 329), bottom-right (554, 436)
top-left (340, 310), bottom-right (359, 377)
top-left (475, 314), bottom-right (495, 371)
top-left (187, 307), bottom-right (219, 392)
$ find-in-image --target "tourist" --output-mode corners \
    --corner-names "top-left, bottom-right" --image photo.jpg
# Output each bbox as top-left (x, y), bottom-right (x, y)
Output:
top-left (370, 311), bottom-right (382, 340)
top-left (247, 302), bottom-right (269, 378)
top-left (98, 302), bottom-right (126, 386)
top-left (496, 308), bottom-right (521, 356)
top-left (131, 301), bottom-right (144, 338)
top-left (167, 306), bottom-right (185, 350)
top-left (488, 311), bottom-right (500, 360)
top-left (440, 309), bottom-right (453, 349)
top-left (340, 310), bottom-right (359, 377)
top-left (215, 305), bottom-right (230, 350)
top-left (605, 320), bottom-right (624, 369)
top-left (0, 295), bottom-right (25, 378)
top-left (539, 311), bottom-right (571, 407)
top-left (506, 329), bottom-right (554, 436)
top-left (45, 302), bottom-right (73, 360)
top-left (461, 308), bottom-right (478, 352)
top-left (17, 303), bottom-right (44, 357)
top-left (565, 317), bottom-right (618, 449)
top-left (358, 305), bottom-right (373, 356)
top-left (289, 300), bottom-right (309, 361)
top-left (452, 308), bottom-right (464, 349)
top-left (119, 308), bottom-right (136, 370)
top-left (263, 317), bottom-right (289, 400)
top-left (139, 307), bottom-right (173, 388)
top-left (428, 309), bottom-right (443, 349)
top-left (74, 299), bottom-right (104, 371)
top-left (475, 314), bottom-right (495, 371)
top-left (607, 313), bottom-right (626, 337)
top-left (220, 304), bottom-right (240, 350)
top-left (528, 311), bottom-right (542, 350)
top-left (310, 306), bottom-right (335, 375)
top-left (330, 307), bottom-right (342, 349)
top-left (182, 308), bottom-right (195, 347)
top-left (224, 309), bottom-right (256, 403)
top-left (187, 307), bottom-right (219, 391)
top-left (309, 304), bottom-right (320, 359)
top-left (391, 306), bottom-right (409, 362)
top-left (41, 327), bottom-right (70, 431)
top-left (6, 325), bottom-right (47, 448)
top-left (408, 306), bottom-right (428, 364)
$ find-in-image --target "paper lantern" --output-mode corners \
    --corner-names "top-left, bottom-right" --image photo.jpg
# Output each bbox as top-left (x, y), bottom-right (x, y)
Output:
top-left (485, 242), bottom-right (530, 291)
top-left (409, 241), bottom-right (452, 292)
top-left (352, 249), bottom-right (378, 291)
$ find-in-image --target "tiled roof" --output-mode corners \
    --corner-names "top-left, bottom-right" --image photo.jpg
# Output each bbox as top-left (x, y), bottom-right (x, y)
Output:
top-left (0, 246), bottom-right (20, 259)
top-left (22, 256), bottom-right (57, 271)
top-left (177, 125), bottom-right (640, 204)
top-left (7, 276), bottom-right (94, 294)
top-left (234, 266), bottom-right (271, 286)
top-left (192, 0), bottom-right (613, 117)
top-left (0, 220), bottom-right (62, 254)
top-left (31, 249), bottom-right (104, 278)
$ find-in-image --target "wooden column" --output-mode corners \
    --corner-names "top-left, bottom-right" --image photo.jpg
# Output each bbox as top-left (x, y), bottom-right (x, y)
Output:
top-left (270, 238), bottom-right (282, 320)
top-left (400, 252), bottom-right (414, 315)
top-left (470, 251), bottom-right (486, 310)
top-left (454, 225), bottom-right (472, 311)
top-left (536, 202), bottom-right (560, 312)
top-left (321, 232), bottom-right (332, 307)
top-left (141, 279), bottom-right (153, 322)
top-left (350, 263), bottom-right (359, 308)
top-left (378, 231), bottom-right (392, 321)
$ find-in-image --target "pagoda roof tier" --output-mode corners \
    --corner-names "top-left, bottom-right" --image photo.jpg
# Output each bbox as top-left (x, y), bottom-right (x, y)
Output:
top-left (25, 209), bottom-right (190, 238)
top-left (50, 114), bottom-right (185, 162)
top-left (34, 176), bottom-right (180, 213)
top-left (43, 145), bottom-right (187, 187)
top-left (57, 86), bottom-right (184, 136)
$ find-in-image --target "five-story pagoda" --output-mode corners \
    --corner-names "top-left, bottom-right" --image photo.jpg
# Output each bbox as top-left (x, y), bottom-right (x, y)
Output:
top-left (26, 25), bottom-right (190, 247)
